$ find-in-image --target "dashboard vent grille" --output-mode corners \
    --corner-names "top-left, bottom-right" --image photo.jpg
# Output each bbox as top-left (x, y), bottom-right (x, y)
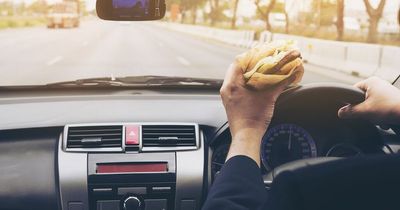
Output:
top-left (66, 126), bottom-right (123, 148)
top-left (142, 125), bottom-right (197, 147)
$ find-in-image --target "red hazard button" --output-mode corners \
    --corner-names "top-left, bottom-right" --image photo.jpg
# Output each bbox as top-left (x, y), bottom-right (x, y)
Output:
top-left (125, 125), bottom-right (140, 145)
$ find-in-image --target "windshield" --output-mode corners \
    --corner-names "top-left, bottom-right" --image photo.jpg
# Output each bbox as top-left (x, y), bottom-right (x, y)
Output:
top-left (0, 0), bottom-right (399, 87)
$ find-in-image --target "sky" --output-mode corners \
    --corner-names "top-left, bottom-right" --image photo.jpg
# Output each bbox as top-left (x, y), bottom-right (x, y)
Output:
top-left (6, 0), bottom-right (400, 15)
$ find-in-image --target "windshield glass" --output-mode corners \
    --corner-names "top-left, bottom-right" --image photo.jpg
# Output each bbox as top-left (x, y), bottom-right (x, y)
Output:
top-left (0, 0), bottom-right (399, 87)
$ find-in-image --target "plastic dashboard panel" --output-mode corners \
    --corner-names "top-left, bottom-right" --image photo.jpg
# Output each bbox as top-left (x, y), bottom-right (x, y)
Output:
top-left (0, 128), bottom-right (61, 210)
top-left (0, 91), bottom-right (227, 131)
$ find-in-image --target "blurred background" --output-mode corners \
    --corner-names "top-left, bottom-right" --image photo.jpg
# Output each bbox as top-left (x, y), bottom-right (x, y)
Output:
top-left (0, 0), bottom-right (399, 86)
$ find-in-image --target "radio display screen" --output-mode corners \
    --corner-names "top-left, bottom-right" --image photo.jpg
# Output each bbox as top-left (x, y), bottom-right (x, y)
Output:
top-left (96, 162), bottom-right (168, 174)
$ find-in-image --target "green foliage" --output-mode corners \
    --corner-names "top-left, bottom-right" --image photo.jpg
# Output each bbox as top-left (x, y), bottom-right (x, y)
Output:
top-left (27, 0), bottom-right (48, 14)
top-left (0, 17), bottom-right (46, 30)
top-left (271, 1), bottom-right (285, 13)
top-left (308, 0), bottom-right (337, 26)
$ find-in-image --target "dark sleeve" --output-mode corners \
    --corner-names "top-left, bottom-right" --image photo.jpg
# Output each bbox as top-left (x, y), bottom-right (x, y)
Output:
top-left (202, 155), bottom-right (267, 210)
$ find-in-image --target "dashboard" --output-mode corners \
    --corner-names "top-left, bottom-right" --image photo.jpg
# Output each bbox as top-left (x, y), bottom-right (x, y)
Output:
top-left (0, 85), bottom-right (398, 210)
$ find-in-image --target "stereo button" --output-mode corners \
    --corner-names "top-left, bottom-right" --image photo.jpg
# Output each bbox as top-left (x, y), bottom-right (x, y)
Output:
top-left (151, 186), bottom-right (172, 193)
top-left (93, 188), bottom-right (113, 195)
top-left (97, 200), bottom-right (120, 210)
top-left (125, 125), bottom-right (140, 145)
top-left (118, 187), bottom-right (147, 195)
top-left (144, 199), bottom-right (167, 210)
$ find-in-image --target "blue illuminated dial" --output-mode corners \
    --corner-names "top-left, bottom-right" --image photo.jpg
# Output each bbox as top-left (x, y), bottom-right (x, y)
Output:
top-left (261, 123), bottom-right (317, 171)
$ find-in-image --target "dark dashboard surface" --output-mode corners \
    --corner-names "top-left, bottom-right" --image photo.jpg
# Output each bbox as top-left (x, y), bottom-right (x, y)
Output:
top-left (0, 128), bottom-right (61, 210)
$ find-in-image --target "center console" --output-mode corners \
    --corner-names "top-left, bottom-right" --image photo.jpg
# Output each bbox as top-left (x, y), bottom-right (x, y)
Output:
top-left (58, 123), bottom-right (204, 210)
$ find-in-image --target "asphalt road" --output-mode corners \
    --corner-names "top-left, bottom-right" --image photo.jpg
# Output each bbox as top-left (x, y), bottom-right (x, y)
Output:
top-left (0, 20), bottom-right (362, 86)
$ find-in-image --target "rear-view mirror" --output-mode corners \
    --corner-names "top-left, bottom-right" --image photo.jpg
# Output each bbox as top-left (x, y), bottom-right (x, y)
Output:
top-left (96, 0), bottom-right (166, 21)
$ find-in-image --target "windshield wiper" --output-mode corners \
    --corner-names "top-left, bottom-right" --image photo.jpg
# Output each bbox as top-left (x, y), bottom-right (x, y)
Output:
top-left (44, 76), bottom-right (223, 89)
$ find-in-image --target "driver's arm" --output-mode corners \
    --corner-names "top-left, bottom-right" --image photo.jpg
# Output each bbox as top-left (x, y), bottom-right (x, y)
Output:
top-left (202, 62), bottom-right (296, 210)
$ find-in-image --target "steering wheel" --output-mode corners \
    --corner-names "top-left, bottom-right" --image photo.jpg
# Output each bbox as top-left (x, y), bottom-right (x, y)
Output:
top-left (264, 83), bottom-right (365, 185)
top-left (277, 82), bottom-right (365, 108)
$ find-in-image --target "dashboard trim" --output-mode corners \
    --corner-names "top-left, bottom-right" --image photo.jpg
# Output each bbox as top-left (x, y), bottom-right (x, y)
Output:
top-left (58, 133), bottom-right (89, 210)
top-left (63, 122), bottom-right (200, 152)
top-left (175, 131), bottom-right (205, 210)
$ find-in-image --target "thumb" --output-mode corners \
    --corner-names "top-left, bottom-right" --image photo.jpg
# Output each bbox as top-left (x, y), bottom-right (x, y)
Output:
top-left (338, 104), bottom-right (366, 119)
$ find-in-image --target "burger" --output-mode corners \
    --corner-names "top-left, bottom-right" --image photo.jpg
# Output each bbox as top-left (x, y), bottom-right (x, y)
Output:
top-left (237, 40), bottom-right (304, 90)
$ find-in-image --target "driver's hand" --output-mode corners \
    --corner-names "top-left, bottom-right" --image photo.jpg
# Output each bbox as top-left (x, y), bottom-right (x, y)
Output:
top-left (220, 62), bottom-right (298, 165)
top-left (338, 77), bottom-right (400, 125)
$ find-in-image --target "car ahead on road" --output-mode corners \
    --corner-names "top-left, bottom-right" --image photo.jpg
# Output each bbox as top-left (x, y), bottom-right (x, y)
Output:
top-left (0, 0), bottom-right (400, 210)
top-left (47, 1), bottom-right (80, 29)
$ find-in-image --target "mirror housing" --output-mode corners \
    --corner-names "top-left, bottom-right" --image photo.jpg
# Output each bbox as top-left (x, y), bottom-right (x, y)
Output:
top-left (96, 0), bottom-right (166, 21)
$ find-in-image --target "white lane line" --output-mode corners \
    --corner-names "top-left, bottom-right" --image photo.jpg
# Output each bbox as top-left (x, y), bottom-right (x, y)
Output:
top-left (46, 56), bottom-right (63, 66)
top-left (176, 56), bottom-right (191, 66)
top-left (82, 41), bottom-right (89, 47)
top-left (158, 42), bottom-right (164, 47)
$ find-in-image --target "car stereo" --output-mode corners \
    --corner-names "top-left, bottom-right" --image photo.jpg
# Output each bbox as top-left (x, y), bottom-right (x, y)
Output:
top-left (58, 123), bottom-right (204, 210)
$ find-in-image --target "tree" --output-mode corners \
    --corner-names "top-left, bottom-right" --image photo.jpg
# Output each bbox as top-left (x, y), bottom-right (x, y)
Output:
top-left (283, 0), bottom-right (289, 34)
top-left (336, 0), bottom-right (344, 41)
top-left (231, 0), bottom-right (239, 29)
top-left (397, 6), bottom-right (399, 32)
top-left (209, 0), bottom-right (222, 26)
top-left (310, 0), bottom-right (336, 26)
top-left (190, 3), bottom-right (197, 24)
top-left (28, 0), bottom-right (48, 14)
top-left (254, 0), bottom-right (276, 31)
top-left (173, 0), bottom-right (206, 24)
top-left (363, 0), bottom-right (386, 43)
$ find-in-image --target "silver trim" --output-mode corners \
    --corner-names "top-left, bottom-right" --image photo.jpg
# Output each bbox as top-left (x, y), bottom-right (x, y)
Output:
top-left (58, 134), bottom-right (89, 210)
top-left (123, 196), bottom-right (142, 210)
top-left (141, 122), bottom-right (200, 152)
top-left (63, 123), bottom-right (124, 152)
top-left (122, 124), bottom-right (142, 152)
top-left (88, 152), bottom-right (176, 175)
top-left (63, 122), bottom-right (200, 153)
top-left (175, 131), bottom-right (205, 210)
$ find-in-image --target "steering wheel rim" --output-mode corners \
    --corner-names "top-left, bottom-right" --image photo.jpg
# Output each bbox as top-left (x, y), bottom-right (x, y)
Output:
top-left (277, 82), bottom-right (365, 107)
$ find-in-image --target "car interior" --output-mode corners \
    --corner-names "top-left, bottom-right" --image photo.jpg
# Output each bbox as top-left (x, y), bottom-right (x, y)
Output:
top-left (0, 0), bottom-right (399, 210)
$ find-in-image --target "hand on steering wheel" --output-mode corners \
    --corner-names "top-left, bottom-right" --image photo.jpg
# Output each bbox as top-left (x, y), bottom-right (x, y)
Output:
top-left (338, 77), bottom-right (400, 125)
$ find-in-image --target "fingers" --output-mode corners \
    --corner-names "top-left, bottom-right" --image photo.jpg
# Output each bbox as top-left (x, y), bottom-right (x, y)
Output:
top-left (338, 104), bottom-right (368, 119)
top-left (269, 50), bottom-right (301, 74)
top-left (339, 78), bottom-right (372, 119)
top-left (271, 69), bottom-right (299, 93)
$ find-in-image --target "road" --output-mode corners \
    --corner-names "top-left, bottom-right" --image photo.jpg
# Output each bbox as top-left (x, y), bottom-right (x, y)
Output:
top-left (0, 20), bottom-right (362, 86)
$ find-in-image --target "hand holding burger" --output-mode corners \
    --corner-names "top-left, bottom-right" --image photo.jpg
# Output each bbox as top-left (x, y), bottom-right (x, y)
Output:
top-left (220, 40), bottom-right (304, 166)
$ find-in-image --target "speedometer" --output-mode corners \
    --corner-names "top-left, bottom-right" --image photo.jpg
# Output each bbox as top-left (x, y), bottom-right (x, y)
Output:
top-left (261, 123), bottom-right (317, 171)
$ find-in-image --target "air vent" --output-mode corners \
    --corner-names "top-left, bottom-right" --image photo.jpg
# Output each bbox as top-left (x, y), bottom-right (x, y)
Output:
top-left (66, 126), bottom-right (123, 149)
top-left (142, 125), bottom-right (197, 147)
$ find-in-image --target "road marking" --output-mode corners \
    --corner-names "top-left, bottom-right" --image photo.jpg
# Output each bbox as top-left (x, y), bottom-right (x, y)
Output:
top-left (176, 56), bottom-right (191, 66)
top-left (82, 41), bottom-right (89, 47)
top-left (46, 56), bottom-right (63, 66)
top-left (158, 42), bottom-right (164, 47)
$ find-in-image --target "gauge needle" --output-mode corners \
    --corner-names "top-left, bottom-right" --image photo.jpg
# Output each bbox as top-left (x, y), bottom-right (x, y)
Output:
top-left (288, 127), bottom-right (292, 151)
